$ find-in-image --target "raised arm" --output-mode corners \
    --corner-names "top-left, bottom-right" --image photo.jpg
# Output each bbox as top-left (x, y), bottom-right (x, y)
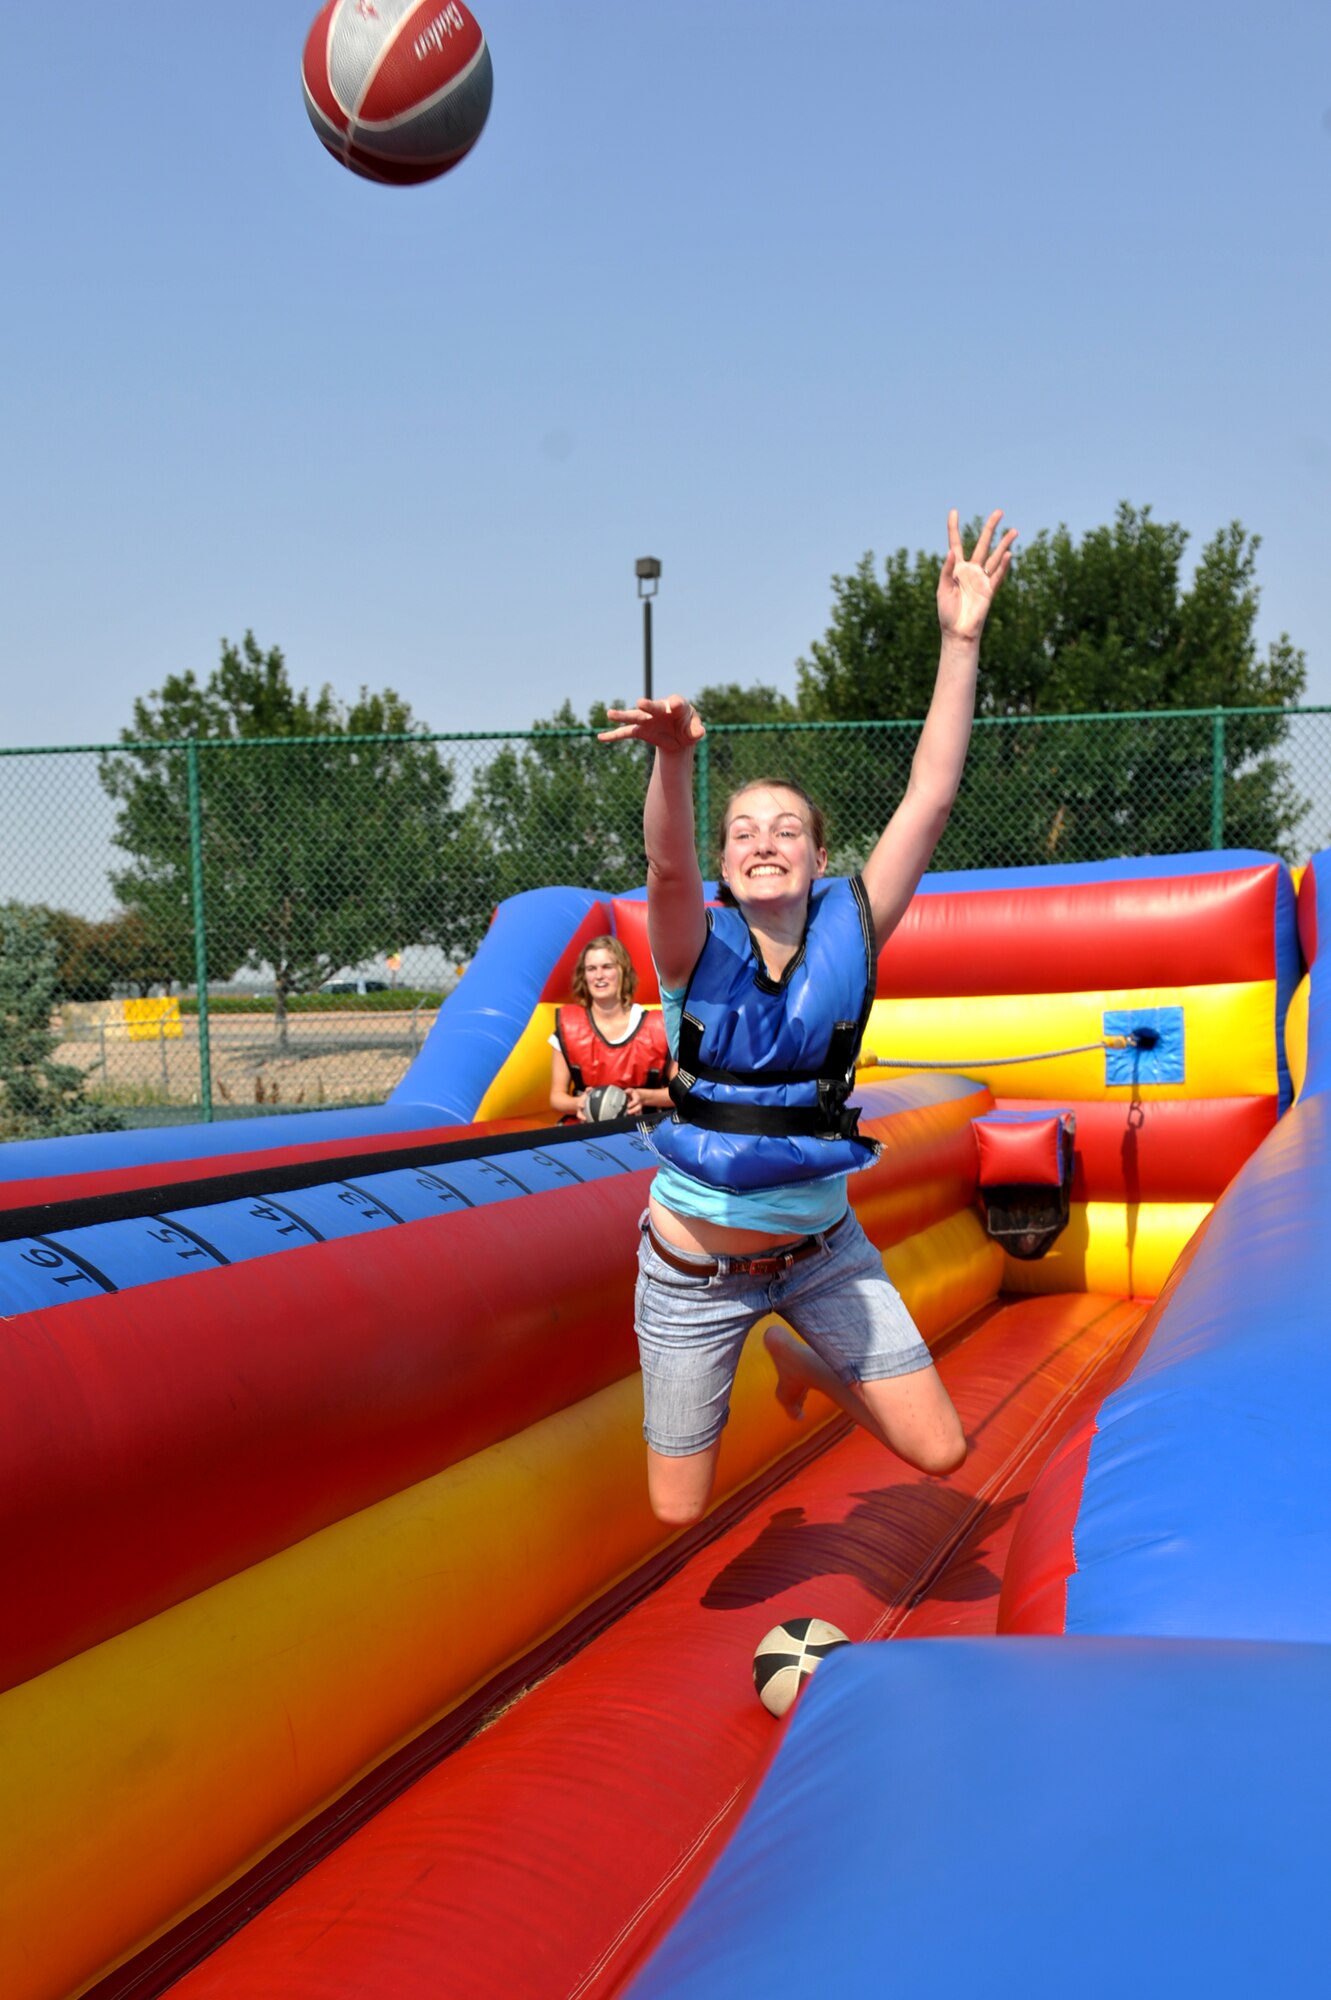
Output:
top-left (861, 508), bottom-right (1017, 942)
top-left (598, 695), bottom-right (708, 989)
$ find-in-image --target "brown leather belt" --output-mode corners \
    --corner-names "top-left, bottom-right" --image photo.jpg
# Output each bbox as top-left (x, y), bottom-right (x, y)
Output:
top-left (646, 1209), bottom-right (849, 1279)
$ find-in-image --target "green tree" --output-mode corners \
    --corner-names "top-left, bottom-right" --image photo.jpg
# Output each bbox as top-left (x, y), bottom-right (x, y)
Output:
top-left (100, 633), bottom-right (482, 1046)
top-left (793, 506), bottom-right (1308, 866)
top-left (41, 906), bottom-right (180, 1001)
top-left (40, 909), bottom-right (116, 1002)
top-left (465, 700), bottom-right (649, 903)
top-left (692, 681), bottom-right (799, 725)
top-left (98, 908), bottom-right (183, 996)
top-left (0, 904), bottom-right (122, 1139)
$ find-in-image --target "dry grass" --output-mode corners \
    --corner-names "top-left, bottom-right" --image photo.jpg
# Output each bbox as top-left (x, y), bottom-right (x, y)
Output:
top-left (56, 1008), bottom-right (441, 1112)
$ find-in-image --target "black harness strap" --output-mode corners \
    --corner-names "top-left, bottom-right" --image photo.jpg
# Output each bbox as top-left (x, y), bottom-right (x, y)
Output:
top-left (673, 1012), bottom-right (861, 1091)
top-left (667, 1095), bottom-right (870, 1141)
top-left (553, 1010), bottom-right (585, 1094)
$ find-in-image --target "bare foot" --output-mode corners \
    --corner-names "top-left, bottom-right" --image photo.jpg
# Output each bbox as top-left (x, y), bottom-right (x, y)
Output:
top-left (764, 1325), bottom-right (810, 1421)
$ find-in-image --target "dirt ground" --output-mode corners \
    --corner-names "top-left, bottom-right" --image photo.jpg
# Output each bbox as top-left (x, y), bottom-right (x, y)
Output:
top-left (55, 1009), bottom-right (441, 1113)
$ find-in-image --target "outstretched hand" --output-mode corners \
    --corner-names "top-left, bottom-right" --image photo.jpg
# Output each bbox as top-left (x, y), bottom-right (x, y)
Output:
top-left (937, 508), bottom-right (1018, 642)
top-left (598, 694), bottom-right (705, 753)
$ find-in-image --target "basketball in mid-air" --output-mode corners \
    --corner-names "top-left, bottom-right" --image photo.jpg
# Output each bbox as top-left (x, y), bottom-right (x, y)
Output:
top-left (752, 1617), bottom-right (851, 1718)
top-left (301, 1), bottom-right (493, 186)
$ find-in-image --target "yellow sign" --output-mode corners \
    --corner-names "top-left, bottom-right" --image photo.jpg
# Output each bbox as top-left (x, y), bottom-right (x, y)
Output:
top-left (123, 997), bottom-right (183, 1042)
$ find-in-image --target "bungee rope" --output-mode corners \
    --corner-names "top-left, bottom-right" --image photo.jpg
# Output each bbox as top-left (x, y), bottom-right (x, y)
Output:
top-left (860, 1028), bottom-right (1159, 1072)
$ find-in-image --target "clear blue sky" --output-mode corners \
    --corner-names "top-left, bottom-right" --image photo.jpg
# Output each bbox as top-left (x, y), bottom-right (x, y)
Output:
top-left (2, 0), bottom-right (1329, 749)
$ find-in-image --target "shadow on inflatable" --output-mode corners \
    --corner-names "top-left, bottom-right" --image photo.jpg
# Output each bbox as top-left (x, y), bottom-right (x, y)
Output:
top-left (2, 851), bottom-right (1328, 1998)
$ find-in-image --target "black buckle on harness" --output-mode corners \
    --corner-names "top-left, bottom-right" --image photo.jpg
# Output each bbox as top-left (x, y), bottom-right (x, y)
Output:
top-left (665, 1093), bottom-right (870, 1142)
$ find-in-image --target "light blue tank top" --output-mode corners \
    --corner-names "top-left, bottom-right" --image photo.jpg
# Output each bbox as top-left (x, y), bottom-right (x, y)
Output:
top-left (652, 982), bottom-right (849, 1236)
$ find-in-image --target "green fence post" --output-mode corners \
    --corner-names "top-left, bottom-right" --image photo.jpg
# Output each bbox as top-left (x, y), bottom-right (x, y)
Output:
top-left (1211, 707), bottom-right (1226, 850)
top-left (695, 729), bottom-right (711, 879)
top-left (186, 738), bottom-right (214, 1122)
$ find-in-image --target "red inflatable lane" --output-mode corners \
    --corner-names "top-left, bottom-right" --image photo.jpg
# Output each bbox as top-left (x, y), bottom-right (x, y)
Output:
top-left (158, 1291), bottom-right (1145, 2000)
top-left (875, 864), bottom-right (1283, 998)
top-left (0, 1094), bottom-right (984, 1694)
top-left (845, 1300), bottom-right (1152, 1650)
top-left (998, 1216), bottom-right (1216, 1634)
top-left (993, 1096), bottom-right (1277, 1203)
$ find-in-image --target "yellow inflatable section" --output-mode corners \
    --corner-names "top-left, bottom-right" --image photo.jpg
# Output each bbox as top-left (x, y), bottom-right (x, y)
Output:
top-left (1001, 1201), bottom-right (1212, 1299)
top-left (864, 982), bottom-right (1279, 1101)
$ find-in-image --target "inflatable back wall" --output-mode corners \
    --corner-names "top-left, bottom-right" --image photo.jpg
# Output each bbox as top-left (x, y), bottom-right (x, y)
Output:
top-left (453, 853), bottom-right (1296, 1299)
top-left (879, 852), bottom-right (1297, 1299)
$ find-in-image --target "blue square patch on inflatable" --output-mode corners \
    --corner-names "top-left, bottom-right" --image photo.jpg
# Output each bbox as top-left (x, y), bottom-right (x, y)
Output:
top-left (1103, 1006), bottom-right (1185, 1086)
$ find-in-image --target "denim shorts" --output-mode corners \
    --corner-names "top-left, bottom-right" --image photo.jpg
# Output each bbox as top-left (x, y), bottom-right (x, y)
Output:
top-left (634, 1209), bottom-right (933, 1457)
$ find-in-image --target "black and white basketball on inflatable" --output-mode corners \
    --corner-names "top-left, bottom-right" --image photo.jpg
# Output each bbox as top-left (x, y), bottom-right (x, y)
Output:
top-left (752, 1617), bottom-right (851, 1718)
top-left (301, 1), bottom-right (494, 186)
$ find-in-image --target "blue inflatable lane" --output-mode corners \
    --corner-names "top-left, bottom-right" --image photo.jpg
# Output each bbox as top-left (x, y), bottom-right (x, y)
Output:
top-left (0, 1129), bottom-right (661, 1317)
top-left (390, 884), bottom-right (605, 1116)
top-left (0, 1098), bottom-right (501, 1185)
top-left (626, 1638), bottom-right (1331, 1999)
top-left (0, 1237), bottom-right (112, 1310)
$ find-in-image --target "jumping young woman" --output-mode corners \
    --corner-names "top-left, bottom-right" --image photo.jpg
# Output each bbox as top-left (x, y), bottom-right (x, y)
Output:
top-left (599, 508), bottom-right (1017, 1525)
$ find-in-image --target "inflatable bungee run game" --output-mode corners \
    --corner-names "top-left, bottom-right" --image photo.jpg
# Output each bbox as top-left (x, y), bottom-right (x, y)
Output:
top-left (3, 849), bottom-right (1329, 2000)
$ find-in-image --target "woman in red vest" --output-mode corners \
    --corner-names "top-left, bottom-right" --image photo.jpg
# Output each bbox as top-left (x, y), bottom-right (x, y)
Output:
top-left (549, 935), bottom-right (674, 1121)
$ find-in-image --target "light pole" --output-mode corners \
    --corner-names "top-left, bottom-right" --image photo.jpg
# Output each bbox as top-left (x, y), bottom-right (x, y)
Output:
top-left (635, 556), bottom-right (661, 701)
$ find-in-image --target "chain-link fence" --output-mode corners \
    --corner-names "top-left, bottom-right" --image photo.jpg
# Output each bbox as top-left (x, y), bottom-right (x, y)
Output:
top-left (3, 706), bottom-right (1329, 1138)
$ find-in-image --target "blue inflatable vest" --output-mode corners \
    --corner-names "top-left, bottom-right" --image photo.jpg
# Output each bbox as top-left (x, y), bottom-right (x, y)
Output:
top-left (647, 875), bottom-right (880, 1193)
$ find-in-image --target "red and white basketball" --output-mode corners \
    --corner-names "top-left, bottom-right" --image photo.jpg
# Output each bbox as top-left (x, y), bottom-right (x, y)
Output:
top-left (301, 1), bottom-right (493, 186)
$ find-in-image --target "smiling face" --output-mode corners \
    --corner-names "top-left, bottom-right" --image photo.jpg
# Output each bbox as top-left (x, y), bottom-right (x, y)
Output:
top-left (720, 785), bottom-right (828, 912)
top-left (580, 946), bottom-right (625, 1007)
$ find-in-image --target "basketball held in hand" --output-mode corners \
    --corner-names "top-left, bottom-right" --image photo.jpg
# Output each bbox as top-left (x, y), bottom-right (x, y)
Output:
top-left (302, 1), bottom-right (494, 186)
top-left (583, 1087), bottom-right (629, 1123)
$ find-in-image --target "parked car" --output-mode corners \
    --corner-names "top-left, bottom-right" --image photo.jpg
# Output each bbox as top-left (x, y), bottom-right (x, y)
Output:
top-left (321, 979), bottom-right (390, 996)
